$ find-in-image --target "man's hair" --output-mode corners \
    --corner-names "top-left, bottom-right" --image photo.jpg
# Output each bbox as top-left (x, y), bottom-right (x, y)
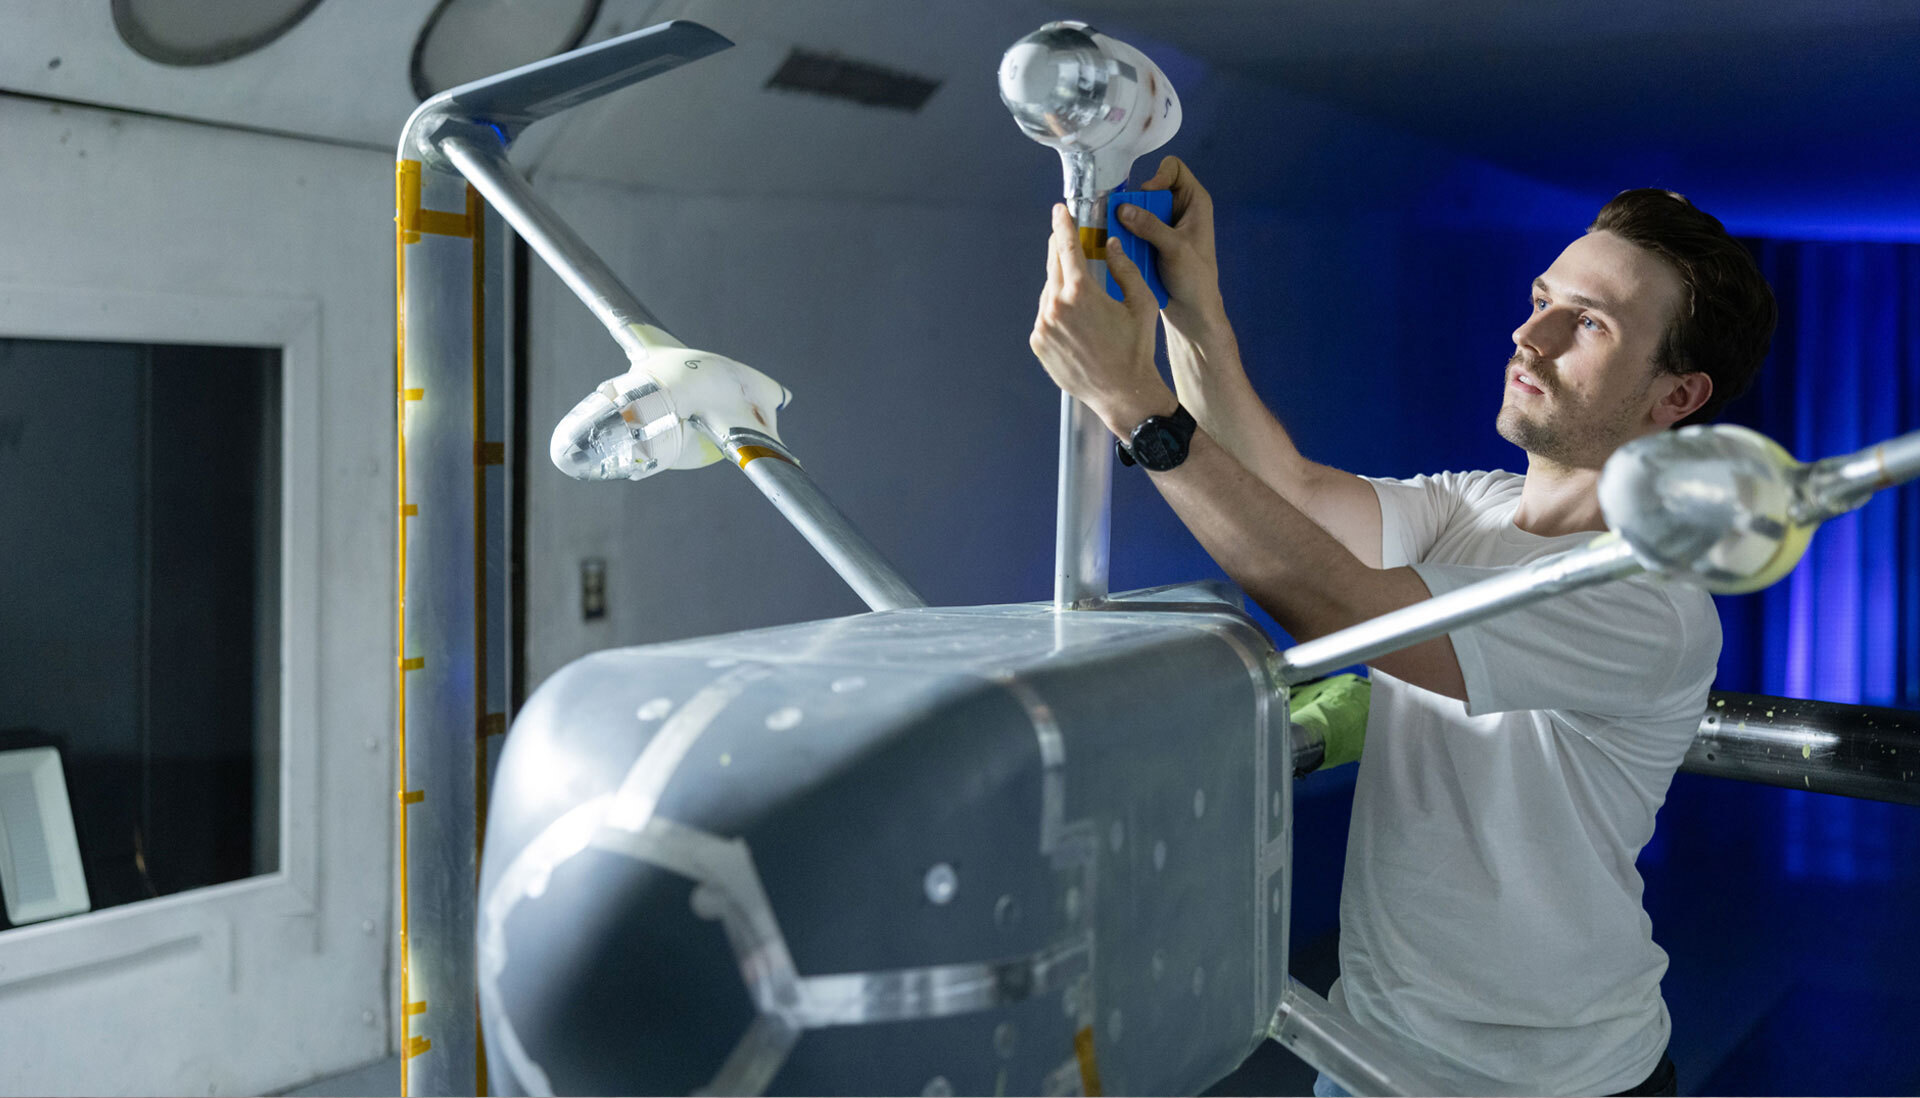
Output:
top-left (1587, 189), bottom-right (1777, 427)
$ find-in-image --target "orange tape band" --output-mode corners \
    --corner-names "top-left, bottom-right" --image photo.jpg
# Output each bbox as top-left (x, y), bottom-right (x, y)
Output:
top-left (396, 160), bottom-right (474, 242)
top-left (1074, 1026), bottom-right (1104, 1097)
top-left (734, 445), bottom-right (793, 468)
top-left (1078, 225), bottom-right (1108, 258)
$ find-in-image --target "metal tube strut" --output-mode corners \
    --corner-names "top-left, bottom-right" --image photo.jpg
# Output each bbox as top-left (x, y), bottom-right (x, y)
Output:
top-left (438, 135), bottom-right (664, 359)
top-left (1053, 217), bottom-right (1113, 610)
top-left (1275, 536), bottom-right (1643, 685)
top-left (1683, 691), bottom-right (1920, 806)
top-left (712, 428), bottom-right (927, 612)
top-left (1270, 978), bottom-right (1457, 1096)
top-left (1798, 427), bottom-right (1920, 523)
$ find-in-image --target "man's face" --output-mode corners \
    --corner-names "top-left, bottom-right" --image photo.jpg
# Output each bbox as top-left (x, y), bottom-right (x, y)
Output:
top-left (1497, 229), bottom-right (1687, 469)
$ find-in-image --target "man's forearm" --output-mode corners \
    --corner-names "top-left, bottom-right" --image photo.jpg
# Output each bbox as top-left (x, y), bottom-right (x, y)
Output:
top-left (1138, 426), bottom-right (1467, 699)
top-left (1164, 307), bottom-right (1315, 500)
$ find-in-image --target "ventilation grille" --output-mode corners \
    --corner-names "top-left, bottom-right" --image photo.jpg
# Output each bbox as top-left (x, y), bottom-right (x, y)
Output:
top-left (765, 48), bottom-right (941, 112)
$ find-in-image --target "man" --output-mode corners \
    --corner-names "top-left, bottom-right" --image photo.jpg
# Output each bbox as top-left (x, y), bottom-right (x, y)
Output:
top-left (1026, 157), bottom-right (1776, 1097)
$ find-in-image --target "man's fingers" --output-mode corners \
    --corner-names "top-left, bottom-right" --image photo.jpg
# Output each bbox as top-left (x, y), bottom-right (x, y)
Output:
top-left (1105, 240), bottom-right (1155, 314)
top-left (1115, 202), bottom-right (1177, 250)
top-left (1140, 155), bottom-right (1211, 221)
top-left (1050, 203), bottom-right (1089, 288)
top-left (1045, 213), bottom-right (1063, 288)
top-left (1140, 155), bottom-right (1179, 192)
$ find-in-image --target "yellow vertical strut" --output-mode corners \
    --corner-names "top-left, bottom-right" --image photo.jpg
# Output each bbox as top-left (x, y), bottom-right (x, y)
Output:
top-left (396, 159), bottom-right (485, 1093)
top-left (394, 160), bottom-right (418, 1093)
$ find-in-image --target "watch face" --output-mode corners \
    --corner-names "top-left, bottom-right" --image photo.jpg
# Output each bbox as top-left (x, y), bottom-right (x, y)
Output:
top-left (1134, 422), bottom-right (1186, 470)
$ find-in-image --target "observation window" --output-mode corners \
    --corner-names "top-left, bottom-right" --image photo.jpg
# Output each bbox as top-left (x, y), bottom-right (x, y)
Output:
top-left (0, 337), bottom-right (281, 928)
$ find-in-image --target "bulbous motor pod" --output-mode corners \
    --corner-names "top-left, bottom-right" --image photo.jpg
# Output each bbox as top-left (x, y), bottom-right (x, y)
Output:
top-left (1597, 424), bottom-right (1813, 593)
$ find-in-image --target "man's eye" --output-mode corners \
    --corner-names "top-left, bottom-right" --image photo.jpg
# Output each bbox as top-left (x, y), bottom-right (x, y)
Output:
top-left (1580, 315), bottom-right (1599, 331)
top-left (1533, 297), bottom-right (1548, 312)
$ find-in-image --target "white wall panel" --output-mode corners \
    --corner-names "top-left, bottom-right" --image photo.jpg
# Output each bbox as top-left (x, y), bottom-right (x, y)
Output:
top-left (522, 177), bottom-right (1065, 690)
top-left (0, 94), bottom-right (393, 1096)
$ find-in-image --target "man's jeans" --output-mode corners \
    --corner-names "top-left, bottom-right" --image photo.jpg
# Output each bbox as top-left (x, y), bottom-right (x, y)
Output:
top-left (1311, 1054), bottom-right (1677, 1097)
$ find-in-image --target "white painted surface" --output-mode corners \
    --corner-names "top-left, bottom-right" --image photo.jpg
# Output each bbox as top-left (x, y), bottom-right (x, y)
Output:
top-left (0, 95), bottom-right (392, 1096)
top-left (521, 176), bottom-right (1064, 690)
top-left (0, 0), bottom-right (431, 147)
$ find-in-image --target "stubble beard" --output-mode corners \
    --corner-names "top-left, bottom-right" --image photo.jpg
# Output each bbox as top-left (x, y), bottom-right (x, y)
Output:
top-left (1495, 352), bottom-right (1624, 470)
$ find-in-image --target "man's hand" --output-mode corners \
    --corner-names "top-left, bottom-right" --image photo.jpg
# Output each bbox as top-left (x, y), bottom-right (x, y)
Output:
top-left (1123, 156), bottom-right (1224, 332)
top-left (1029, 203), bottom-right (1176, 436)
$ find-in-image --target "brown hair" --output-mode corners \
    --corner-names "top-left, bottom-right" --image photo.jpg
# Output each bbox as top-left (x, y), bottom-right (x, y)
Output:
top-left (1587, 189), bottom-right (1777, 427)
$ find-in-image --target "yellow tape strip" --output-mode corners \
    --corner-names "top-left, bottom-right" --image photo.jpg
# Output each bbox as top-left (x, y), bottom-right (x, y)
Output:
top-left (400, 656), bottom-right (425, 671)
top-left (1074, 1026), bottom-right (1104, 1097)
top-left (404, 1035), bottom-right (432, 1061)
top-left (481, 713), bottom-right (506, 739)
top-left (396, 160), bottom-right (474, 243)
top-left (402, 503), bottom-right (418, 517)
top-left (734, 445), bottom-right (793, 468)
top-left (1078, 225), bottom-right (1108, 258)
top-left (393, 160), bottom-right (413, 1098)
top-left (402, 388), bottom-right (425, 402)
top-left (404, 1001), bottom-right (427, 1017)
top-left (476, 441), bottom-right (505, 466)
top-left (400, 790), bottom-right (424, 804)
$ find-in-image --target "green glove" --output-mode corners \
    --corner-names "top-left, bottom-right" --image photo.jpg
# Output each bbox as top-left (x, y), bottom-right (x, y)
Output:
top-left (1289, 673), bottom-right (1371, 770)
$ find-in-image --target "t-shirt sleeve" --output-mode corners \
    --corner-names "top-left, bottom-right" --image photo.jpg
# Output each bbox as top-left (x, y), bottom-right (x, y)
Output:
top-left (1364, 471), bottom-right (1513, 569)
top-left (1410, 562), bottom-right (1720, 718)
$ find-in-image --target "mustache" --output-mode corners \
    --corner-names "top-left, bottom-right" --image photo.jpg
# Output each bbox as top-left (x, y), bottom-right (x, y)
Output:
top-left (1508, 350), bottom-right (1558, 393)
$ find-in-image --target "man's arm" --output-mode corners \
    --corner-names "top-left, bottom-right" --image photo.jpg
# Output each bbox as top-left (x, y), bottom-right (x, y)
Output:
top-left (1027, 202), bottom-right (1465, 698)
top-left (1161, 304), bottom-right (1388, 567)
top-left (1118, 159), bottom-right (1384, 566)
top-left (1129, 409), bottom-right (1466, 699)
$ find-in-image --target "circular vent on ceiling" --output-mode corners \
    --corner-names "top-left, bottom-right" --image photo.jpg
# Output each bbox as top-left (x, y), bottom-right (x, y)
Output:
top-left (112, 0), bottom-right (326, 66)
top-left (410, 0), bottom-right (603, 101)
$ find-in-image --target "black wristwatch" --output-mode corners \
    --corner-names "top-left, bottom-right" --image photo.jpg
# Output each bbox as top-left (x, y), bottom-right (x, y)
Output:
top-left (1117, 403), bottom-right (1197, 471)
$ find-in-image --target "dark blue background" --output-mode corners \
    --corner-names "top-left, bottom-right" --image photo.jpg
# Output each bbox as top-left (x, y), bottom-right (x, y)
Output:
top-left (1106, 195), bottom-right (1920, 1094)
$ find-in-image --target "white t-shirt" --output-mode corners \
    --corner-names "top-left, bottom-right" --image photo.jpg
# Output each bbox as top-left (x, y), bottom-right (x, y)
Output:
top-left (1329, 469), bottom-right (1720, 1096)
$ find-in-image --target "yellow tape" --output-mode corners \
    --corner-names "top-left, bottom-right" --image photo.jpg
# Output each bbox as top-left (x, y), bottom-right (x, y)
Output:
top-left (396, 160), bottom-right (474, 243)
top-left (1074, 1026), bottom-right (1103, 1097)
top-left (476, 441), bottom-right (505, 466)
top-left (400, 656), bottom-right (425, 671)
top-left (404, 1000), bottom-right (427, 1017)
top-left (402, 503), bottom-right (418, 517)
top-left (402, 388), bottom-right (425, 402)
top-left (734, 445), bottom-right (793, 468)
top-left (404, 1035), bottom-right (432, 1061)
top-left (481, 713), bottom-right (506, 739)
top-left (1078, 225), bottom-right (1108, 259)
top-left (401, 790), bottom-right (424, 804)
top-left (393, 159), bottom-right (413, 1098)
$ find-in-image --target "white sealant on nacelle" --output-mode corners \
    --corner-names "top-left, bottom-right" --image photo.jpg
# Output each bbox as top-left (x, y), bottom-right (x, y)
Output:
top-left (550, 323), bottom-right (792, 481)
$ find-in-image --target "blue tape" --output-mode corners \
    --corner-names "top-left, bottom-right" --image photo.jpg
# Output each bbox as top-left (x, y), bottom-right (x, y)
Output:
top-left (1104, 189), bottom-right (1173, 309)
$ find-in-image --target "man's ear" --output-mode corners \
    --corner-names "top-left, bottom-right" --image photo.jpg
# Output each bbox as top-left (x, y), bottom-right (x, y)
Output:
top-left (1653, 371), bottom-right (1713, 428)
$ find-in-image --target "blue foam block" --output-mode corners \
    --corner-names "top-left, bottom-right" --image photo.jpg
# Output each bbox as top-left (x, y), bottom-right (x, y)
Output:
top-left (1104, 189), bottom-right (1173, 309)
